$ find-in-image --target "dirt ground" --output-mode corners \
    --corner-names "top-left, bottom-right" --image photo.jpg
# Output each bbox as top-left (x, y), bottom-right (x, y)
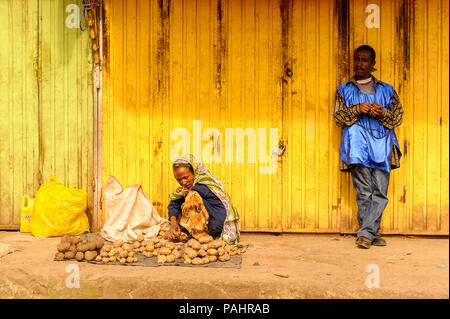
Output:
top-left (0, 231), bottom-right (448, 299)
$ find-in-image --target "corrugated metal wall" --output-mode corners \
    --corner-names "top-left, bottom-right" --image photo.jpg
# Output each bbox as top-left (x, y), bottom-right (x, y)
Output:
top-left (0, 0), bottom-right (95, 230)
top-left (0, 0), bottom-right (39, 229)
top-left (103, 0), bottom-right (449, 235)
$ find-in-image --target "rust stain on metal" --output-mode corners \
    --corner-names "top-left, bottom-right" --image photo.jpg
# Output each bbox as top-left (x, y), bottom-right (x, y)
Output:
top-left (395, 0), bottom-right (414, 98)
top-left (102, 3), bottom-right (109, 71)
top-left (332, 198), bottom-right (342, 215)
top-left (396, 0), bottom-right (413, 78)
top-left (154, 140), bottom-right (163, 156)
top-left (399, 186), bottom-right (406, 203)
top-left (214, 0), bottom-right (227, 92)
top-left (334, 0), bottom-right (350, 83)
top-left (156, 0), bottom-right (170, 95)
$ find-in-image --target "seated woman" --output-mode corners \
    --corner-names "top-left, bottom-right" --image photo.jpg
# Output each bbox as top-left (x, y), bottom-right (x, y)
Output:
top-left (166, 154), bottom-right (240, 245)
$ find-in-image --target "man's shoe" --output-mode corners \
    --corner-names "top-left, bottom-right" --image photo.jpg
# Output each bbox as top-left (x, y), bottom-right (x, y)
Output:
top-left (356, 236), bottom-right (372, 249)
top-left (372, 237), bottom-right (387, 246)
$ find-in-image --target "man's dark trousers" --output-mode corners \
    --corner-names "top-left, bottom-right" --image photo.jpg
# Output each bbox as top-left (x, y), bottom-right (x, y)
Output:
top-left (350, 165), bottom-right (390, 241)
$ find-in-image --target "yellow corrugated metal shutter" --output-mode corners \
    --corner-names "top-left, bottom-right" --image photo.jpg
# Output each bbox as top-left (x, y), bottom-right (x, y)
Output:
top-left (102, 0), bottom-right (448, 235)
top-left (0, 0), bottom-right (95, 230)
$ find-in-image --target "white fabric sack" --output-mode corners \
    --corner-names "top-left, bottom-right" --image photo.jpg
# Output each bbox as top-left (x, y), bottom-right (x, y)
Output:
top-left (101, 176), bottom-right (169, 243)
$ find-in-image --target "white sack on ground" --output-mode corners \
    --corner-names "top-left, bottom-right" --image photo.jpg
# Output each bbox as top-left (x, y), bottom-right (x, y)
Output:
top-left (101, 176), bottom-right (169, 243)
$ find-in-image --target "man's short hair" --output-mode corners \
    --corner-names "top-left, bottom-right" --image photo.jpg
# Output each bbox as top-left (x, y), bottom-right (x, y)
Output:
top-left (355, 45), bottom-right (376, 62)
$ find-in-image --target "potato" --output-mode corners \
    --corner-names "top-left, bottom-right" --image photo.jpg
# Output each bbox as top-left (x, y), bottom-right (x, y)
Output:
top-left (208, 255), bottom-right (218, 262)
top-left (75, 252), bottom-right (84, 261)
top-left (211, 240), bottom-right (224, 249)
top-left (184, 257), bottom-right (192, 264)
top-left (218, 253), bottom-right (230, 262)
top-left (75, 243), bottom-right (86, 252)
top-left (159, 230), bottom-right (166, 237)
top-left (57, 242), bottom-right (71, 252)
top-left (198, 249), bottom-right (207, 257)
top-left (145, 244), bottom-right (154, 252)
top-left (159, 247), bottom-right (171, 255)
top-left (157, 255), bottom-right (167, 264)
top-left (229, 250), bottom-right (237, 256)
top-left (68, 244), bottom-right (77, 254)
top-left (240, 248), bottom-right (247, 254)
top-left (174, 244), bottom-right (181, 250)
top-left (199, 235), bottom-right (213, 244)
top-left (165, 242), bottom-right (175, 250)
top-left (108, 250), bottom-right (116, 257)
top-left (95, 255), bottom-right (102, 262)
top-left (139, 246), bottom-right (146, 253)
top-left (119, 257), bottom-right (126, 264)
top-left (217, 247), bottom-right (225, 256)
top-left (81, 236), bottom-right (88, 243)
top-left (55, 252), bottom-right (65, 260)
top-left (173, 250), bottom-right (182, 259)
top-left (122, 243), bottom-right (132, 252)
top-left (157, 235), bottom-right (163, 239)
top-left (113, 240), bottom-right (123, 248)
top-left (119, 250), bottom-right (128, 258)
top-left (103, 245), bottom-right (112, 252)
top-left (152, 250), bottom-right (159, 256)
top-left (187, 239), bottom-right (196, 247)
top-left (64, 251), bottom-right (75, 259)
top-left (136, 234), bottom-right (145, 242)
top-left (95, 237), bottom-right (104, 249)
top-left (166, 254), bottom-right (176, 263)
top-left (100, 251), bottom-right (108, 257)
top-left (133, 257), bottom-right (138, 262)
top-left (87, 241), bottom-right (97, 251)
top-left (85, 250), bottom-right (98, 261)
top-left (224, 245), bottom-right (233, 253)
top-left (102, 257), bottom-right (110, 263)
top-left (128, 251), bottom-right (135, 257)
top-left (151, 237), bottom-right (160, 244)
top-left (133, 248), bottom-right (140, 253)
top-left (207, 248), bottom-right (218, 256)
top-left (61, 235), bottom-right (71, 243)
top-left (191, 257), bottom-right (202, 265)
top-left (201, 256), bottom-right (210, 264)
top-left (109, 256), bottom-right (117, 263)
top-left (126, 256), bottom-right (134, 263)
top-left (154, 242), bottom-right (162, 248)
top-left (72, 236), bottom-right (81, 245)
top-left (133, 241), bottom-right (141, 249)
top-left (191, 241), bottom-right (202, 251)
top-left (187, 249), bottom-right (198, 259)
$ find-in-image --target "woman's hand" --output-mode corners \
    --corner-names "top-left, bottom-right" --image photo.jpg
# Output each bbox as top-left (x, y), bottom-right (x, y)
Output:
top-left (166, 216), bottom-right (181, 240)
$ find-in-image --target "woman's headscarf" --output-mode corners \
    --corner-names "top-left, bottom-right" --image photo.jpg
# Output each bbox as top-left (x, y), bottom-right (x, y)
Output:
top-left (169, 154), bottom-right (240, 244)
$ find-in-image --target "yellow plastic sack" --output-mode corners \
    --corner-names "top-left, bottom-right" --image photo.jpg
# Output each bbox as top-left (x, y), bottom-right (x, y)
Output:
top-left (30, 175), bottom-right (89, 237)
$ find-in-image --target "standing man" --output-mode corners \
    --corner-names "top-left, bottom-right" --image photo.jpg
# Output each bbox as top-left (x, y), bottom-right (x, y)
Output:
top-left (333, 45), bottom-right (404, 249)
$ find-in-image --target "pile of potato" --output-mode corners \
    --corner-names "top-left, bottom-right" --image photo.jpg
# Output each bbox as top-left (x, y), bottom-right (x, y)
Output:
top-left (54, 231), bottom-right (246, 267)
top-left (155, 240), bottom-right (183, 264)
top-left (54, 234), bottom-right (104, 261)
top-left (183, 235), bottom-right (244, 265)
top-left (98, 234), bottom-right (150, 264)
